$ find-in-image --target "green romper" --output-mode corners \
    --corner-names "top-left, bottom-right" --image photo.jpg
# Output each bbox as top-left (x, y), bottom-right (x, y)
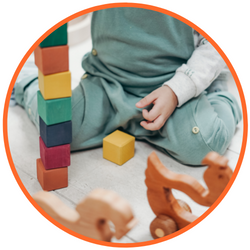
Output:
top-left (15, 7), bottom-right (242, 165)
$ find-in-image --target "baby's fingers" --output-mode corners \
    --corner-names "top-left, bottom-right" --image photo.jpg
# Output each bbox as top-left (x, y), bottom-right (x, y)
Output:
top-left (140, 115), bottom-right (165, 131)
top-left (142, 105), bottom-right (160, 122)
top-left (136, 92), bottom-right (156, 108)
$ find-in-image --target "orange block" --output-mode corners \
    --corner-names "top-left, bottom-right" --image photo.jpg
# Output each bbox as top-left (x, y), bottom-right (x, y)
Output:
top-left (34, 45), bottom-right (69, 75)
top-left (36, 158), bottom-right (68, 191)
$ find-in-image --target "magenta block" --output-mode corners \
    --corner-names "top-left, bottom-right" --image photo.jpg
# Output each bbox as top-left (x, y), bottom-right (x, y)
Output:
top-left (39, 137), bottom-right (70, 170)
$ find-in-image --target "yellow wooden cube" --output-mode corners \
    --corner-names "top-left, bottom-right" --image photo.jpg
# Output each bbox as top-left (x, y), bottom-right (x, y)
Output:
top-left (38, 70), bottom-right (72, 100)
top-left (103, 130), bottom-right (135, 165)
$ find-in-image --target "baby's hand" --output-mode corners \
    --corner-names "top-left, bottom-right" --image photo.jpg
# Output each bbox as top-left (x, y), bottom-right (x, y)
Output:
top-left (135, 86), bottom-right (178, 131)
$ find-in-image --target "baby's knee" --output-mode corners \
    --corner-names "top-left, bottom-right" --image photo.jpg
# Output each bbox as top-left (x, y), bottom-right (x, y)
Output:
top-left (168, 113), bottom-right (232, 166)
top-left (185, 118), bottom-right (231, 166)
top-left (159, 92), bottom-right (238, 166)
top-left (205, 119), bottom-right (231, 155)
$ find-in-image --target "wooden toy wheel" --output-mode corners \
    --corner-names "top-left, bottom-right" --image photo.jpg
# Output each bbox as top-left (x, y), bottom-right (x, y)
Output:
top-left (150, 215), bottom-right (178, 239)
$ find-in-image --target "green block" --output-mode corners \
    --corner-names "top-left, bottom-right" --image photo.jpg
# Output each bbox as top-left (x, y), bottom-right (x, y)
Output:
top-left (40, 23), bottom-right (68, 48)
top-left (37, 91), bottom-right (71, 125)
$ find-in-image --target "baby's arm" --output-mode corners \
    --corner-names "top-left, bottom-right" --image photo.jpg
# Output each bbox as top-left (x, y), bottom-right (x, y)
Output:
top-left (164, 33), bottom-right (226, 107)
top-left (136, 33), bottom-right (226, 131)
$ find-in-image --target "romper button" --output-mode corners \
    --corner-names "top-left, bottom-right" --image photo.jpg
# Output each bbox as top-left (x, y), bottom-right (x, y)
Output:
top-left (192, 126), bottom-right (199, 134)
top-left (81, 74), bottom-right (88, 79)
top-left (92, 49), bottom-right (97, 56)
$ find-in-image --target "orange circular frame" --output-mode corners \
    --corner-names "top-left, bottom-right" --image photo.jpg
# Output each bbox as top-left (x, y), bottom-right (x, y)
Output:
top-left (3, 2), bottom-right (248, 248)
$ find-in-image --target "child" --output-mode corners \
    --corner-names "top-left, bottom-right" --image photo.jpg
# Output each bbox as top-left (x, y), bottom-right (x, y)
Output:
top-left (14, 7), bottom-right (242, 165)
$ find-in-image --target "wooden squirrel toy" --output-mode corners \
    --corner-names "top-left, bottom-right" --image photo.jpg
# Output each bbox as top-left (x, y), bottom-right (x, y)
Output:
top-left (145, 151), bottom-right (233, 239)
top-left (33, 188), bottom-right (138, 241)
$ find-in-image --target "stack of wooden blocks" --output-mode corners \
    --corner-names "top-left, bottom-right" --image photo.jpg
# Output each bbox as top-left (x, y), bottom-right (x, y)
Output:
top-left (34, 23), bottom-right (72, 191)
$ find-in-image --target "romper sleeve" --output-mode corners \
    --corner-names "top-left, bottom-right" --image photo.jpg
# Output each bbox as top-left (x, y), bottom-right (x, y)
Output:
top-left (163, 32), bottom-right (226, 107)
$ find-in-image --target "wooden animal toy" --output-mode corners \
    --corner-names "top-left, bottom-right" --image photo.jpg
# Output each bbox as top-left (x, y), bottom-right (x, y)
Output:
top-left (33, 188), bottom-right (138, 241)
top-left (145, 151), bottom-right (233, 239)
top-left (103, 130), bottom-right (135, 165)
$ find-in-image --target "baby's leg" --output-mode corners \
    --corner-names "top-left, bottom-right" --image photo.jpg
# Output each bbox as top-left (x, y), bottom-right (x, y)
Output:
top-left (70, 74), bottom-right (143, 151)
top-left (14, 72), bottom-right (116, 149)
top-left (143, 91), bottom-right (242, 166)
top-left (14, 71), bottom-right (143, 151)
top-left (15, 74), bottom-right (39, 130)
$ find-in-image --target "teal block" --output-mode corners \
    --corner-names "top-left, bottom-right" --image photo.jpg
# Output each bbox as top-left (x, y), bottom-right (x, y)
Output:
top-left (37, 91), bottom-right (71, 125)
top-left (40, 23), bottom-right (68, 48)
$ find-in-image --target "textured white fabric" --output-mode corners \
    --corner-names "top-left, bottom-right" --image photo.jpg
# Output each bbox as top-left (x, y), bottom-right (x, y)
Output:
top-left (164, 32), bottom-right (226, 107)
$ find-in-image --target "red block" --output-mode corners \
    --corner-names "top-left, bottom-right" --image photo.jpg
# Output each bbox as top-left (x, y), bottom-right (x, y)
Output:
top-left (39, 137), bottom-right (70, 170)
top-left (34, 45), bottom-right (69, 75)
top-left (37, 158), bottom-right (68, 191)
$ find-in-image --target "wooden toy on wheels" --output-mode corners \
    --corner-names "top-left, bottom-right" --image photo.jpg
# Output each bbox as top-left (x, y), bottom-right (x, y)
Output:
top-left (33, 188), bottom-right (138, 241)
top-left (145, 151), bottom-right (233, 239)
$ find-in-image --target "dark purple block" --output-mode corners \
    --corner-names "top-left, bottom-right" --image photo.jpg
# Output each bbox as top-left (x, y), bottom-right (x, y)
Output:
top-left (39, 116), bottom-right (72, 147)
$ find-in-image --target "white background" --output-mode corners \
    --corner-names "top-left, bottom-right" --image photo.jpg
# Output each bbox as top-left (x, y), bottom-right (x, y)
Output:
top-left (1, 1), bottom-right (249, 249)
